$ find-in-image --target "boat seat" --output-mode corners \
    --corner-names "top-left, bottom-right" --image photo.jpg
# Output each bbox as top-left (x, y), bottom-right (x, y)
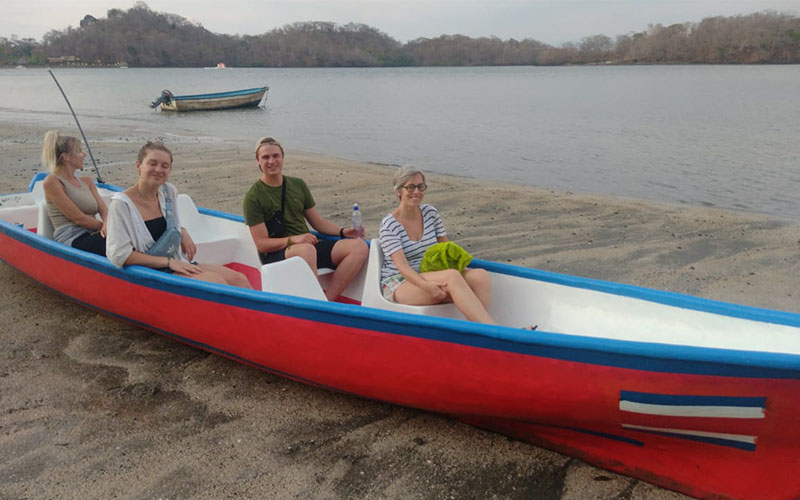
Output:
top-left (30, 181), bottom-right (54, 238)
top-left (31, 180), bottom-right (46, 204)
top-left (177, 194), bottom-right (211, 238)
top-left (261, 256), bottom-right (329, 301)
top-left (176, 194), bottom-right (241, 264)
top-left (0, 204), bottom-right (39, 231)
top-left (36, 202), bottom-right (55, 239)
top-left (361, 238), bottom-right (463, 319)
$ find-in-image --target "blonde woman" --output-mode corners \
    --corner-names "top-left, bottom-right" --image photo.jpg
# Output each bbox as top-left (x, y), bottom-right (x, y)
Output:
top-left (41, 131), bottom-right (108, 255)
top-left (105, 141), bottom-right (251, 288)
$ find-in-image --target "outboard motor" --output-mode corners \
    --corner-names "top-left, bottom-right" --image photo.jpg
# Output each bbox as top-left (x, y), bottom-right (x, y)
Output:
top-left (150, 89), bottom-right (174, 109)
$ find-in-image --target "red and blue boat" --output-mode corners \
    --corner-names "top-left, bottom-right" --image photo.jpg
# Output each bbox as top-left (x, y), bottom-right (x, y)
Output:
top-left (1, 174), bottom-right (799, 500)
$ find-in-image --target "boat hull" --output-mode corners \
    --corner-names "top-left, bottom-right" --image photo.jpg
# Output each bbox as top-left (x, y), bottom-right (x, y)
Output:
top-left (159, 86), bottom-right (268, 112)
top-left (1, 197), bottom-right (799, 500)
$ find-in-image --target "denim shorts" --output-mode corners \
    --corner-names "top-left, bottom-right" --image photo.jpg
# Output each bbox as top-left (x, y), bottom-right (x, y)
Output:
top-left (380, 274), bottom-right (406, 301)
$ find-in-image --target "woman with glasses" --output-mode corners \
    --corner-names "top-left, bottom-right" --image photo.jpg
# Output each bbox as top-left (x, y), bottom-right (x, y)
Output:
top-left (378, 166), bottom-right (496, 324)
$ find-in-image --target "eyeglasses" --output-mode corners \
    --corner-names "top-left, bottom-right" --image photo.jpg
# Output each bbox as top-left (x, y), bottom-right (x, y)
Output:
top-left (402, 183), bottom-right (427, 192)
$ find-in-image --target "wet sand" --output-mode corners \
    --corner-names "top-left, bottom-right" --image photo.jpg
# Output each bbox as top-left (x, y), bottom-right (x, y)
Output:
top-left (1, 124), bottom-right (798, 499)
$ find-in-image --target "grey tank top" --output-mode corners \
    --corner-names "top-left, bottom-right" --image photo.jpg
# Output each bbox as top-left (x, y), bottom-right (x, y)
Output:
top-left (46, 176), bottom-right (99, 232)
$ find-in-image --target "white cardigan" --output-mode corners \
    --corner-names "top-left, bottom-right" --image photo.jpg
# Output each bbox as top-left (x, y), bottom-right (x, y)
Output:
top-left (106, 183), bottom-right (186, 268)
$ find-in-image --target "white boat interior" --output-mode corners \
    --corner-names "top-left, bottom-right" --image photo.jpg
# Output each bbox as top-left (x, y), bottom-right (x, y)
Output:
top-left (2, 182), bottom-right (799, 356)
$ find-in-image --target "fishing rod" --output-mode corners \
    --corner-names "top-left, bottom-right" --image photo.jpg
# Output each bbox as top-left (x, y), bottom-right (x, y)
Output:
top-left (48, 69), bottom-right (104, 183)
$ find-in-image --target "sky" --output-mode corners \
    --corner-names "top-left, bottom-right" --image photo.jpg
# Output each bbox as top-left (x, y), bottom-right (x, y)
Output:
top-left (4, 0), bottom-right (800, 45)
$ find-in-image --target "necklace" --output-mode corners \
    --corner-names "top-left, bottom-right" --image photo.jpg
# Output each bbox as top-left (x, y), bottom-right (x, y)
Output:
top-left (136, 184), bottom-right (158, 199)
top-left (132, 185), bottom-right (159, 205)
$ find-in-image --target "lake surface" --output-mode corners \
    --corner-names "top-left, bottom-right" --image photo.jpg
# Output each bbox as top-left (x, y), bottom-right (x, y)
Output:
top-left (1, 65), bottom-right (798, 219)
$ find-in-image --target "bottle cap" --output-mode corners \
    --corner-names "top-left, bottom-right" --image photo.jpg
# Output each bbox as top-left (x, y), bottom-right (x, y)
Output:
top-left (353, 203), bottom-right (359, 210)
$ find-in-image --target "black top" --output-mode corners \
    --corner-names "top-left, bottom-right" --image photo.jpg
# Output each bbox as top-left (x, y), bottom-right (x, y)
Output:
top-left (144, 216), bottom-right (167, 241)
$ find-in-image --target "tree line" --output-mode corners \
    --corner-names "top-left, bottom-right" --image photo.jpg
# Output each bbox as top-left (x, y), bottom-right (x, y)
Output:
top-left (2, 2), bottom-right (799, 67)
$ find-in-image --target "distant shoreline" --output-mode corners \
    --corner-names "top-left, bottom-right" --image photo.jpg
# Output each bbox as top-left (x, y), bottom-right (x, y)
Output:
top-left (6, 61), bottom-right (800, 70)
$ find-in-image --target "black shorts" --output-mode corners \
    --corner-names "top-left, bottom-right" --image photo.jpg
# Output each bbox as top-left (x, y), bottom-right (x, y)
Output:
top-left (71, 231), bottom-right (106, 256)
top-left (260, 238), bottom-right (337, 269)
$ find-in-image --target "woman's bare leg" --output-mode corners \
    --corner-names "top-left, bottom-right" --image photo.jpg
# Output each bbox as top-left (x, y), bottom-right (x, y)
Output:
top-left (193, 263), bottom-right (252, 288)
top-left (326, 239), bottom-right (369, 301)
top-left (463, 268), bottom-right (491, 310)
top-left (393, 269), bottom-right (496, 324)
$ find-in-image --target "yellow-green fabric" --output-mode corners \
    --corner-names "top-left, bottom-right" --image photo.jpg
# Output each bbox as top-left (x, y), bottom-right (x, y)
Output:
top-left (419, 242), bottom-right (472, 273)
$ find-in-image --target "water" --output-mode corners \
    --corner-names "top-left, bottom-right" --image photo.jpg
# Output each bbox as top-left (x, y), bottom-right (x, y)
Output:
top-left (1, 65), bottom-right (799, 219)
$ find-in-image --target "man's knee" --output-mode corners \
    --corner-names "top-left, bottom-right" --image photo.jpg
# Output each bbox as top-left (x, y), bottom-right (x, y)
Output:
top-left (351, 239), bottom-right (368, 260)
top-left (334, 238), bottom-right (368, 262)
top-left (344, 238), bottom-right (368, 258)
top-left (289, 243), bottom-right (317, 265)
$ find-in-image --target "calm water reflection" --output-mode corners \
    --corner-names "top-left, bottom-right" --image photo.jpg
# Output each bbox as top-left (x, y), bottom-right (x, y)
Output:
top-left (1, 65), bottom-right (798, 218)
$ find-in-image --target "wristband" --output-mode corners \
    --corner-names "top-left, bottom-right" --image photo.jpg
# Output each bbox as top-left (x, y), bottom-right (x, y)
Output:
top-left (287, 236), bottom-right (293, 248)
top-left (339, 227), bottom-right (345, 239)
top-left (166, 257), bottom-right (171, 268)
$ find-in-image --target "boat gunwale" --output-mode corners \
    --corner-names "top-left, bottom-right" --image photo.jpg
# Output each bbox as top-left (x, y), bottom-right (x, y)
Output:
top-left (9, 176), bottom-right (800, 335)
top-left (2, 210), bottom-right (800, 379)
top-left (170, 86), bottom-right (268, 101)
top-left (186, 198), bottom-right (800, 331)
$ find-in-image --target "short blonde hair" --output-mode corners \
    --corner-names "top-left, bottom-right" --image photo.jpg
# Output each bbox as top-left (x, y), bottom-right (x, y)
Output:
top-left (392, 166), bottom-right (426, 193)
top-left (255, 136), bottom-right (284, 159)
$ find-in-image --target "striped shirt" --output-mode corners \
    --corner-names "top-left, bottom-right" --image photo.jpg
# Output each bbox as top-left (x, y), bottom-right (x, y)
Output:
top-left (379, 204), bottom-right (446, 279)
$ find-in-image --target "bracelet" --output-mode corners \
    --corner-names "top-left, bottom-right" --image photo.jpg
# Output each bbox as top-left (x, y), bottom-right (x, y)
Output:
top-left (339, 227), bottom-right (345, 239)
top-left (286, 236), bottom-right (293, 248)
top-left (166, 257), bottom-right (171, 268)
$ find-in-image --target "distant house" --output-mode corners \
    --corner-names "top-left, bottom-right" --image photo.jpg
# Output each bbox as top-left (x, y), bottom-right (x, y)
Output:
top-left (46, 55), bottom-right (82, 65)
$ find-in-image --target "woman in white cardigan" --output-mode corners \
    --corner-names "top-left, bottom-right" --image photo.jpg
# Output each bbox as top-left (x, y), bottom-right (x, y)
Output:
top-left (106, 141), bottom-right (251, 288)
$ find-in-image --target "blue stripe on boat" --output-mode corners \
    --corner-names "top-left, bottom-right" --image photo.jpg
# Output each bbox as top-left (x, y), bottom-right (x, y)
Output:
top-left (622, 425), bottom-right (757, 451)
top-left (3, 213), bottom-right (800, 380)
top-left (620, 391), bottom-right (766, 408)
top-left (562, 426), bottom-right (646, 447)
top-left (172, 87), bottom-right (267, 100)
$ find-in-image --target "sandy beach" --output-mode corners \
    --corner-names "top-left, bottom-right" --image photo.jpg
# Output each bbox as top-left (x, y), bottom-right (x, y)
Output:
top-left (1, 123), bottom-right (798, 499)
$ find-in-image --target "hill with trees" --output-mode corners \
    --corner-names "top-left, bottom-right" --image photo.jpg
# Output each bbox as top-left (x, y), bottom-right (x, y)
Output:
top-left (2, 2), bottom-right (799, 66)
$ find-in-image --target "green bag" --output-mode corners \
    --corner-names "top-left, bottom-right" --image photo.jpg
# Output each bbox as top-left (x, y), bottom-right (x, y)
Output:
top-left (419, 241), bottom-right (473, 273)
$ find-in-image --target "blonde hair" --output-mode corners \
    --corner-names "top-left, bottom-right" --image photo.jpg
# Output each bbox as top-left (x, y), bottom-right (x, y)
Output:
top-left (254, 136), bottom-right (284, 159)
top-left (42, 130), bottom-right (81, 173)
top-left (392, 166), bottom-right (426, 194)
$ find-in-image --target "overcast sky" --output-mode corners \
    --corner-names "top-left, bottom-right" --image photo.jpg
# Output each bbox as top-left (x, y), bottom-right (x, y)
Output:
top-left (4, 0), bottom-right (799, 45)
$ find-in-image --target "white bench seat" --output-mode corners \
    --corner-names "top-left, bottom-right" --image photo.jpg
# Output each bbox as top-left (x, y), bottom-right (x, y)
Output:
top-left (260, 257), bottom-right (331, 301)
top-left (0, 204), bottom-right (39, 232)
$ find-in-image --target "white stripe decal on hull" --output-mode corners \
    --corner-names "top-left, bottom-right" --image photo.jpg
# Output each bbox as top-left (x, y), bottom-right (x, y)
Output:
top-left (621, 424), bottom-right (756, 444)
top-left (619, 401), bottom-right (765, 419)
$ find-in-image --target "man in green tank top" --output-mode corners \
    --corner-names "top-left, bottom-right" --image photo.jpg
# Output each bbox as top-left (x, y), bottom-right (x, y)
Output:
top-left (243, 136), bottom-right (368, 301)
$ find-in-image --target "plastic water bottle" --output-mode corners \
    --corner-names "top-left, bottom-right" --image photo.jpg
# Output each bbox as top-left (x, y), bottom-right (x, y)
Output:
top-left (352, 203), bottom-right (363, 238)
